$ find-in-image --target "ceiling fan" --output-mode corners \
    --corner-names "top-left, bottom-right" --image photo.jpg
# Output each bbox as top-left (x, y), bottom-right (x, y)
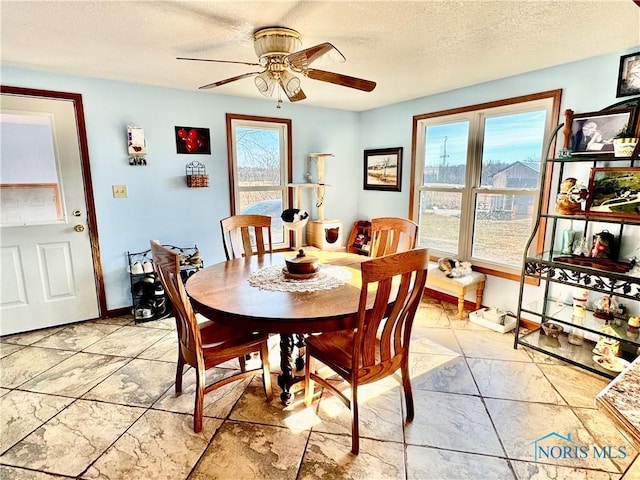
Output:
top-left (177, 27), bottom-right (376, 106)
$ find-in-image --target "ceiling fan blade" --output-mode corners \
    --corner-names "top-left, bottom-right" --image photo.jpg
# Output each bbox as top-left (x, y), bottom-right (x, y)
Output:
top-left (198, 71), bottom-right (262, 90)
top-left (287, 88), bottom-right (307, 102)
top-left (287, 42), bottom-right (345, 71)
top-left (177, 57), bottom-right (261, 67)
top-left (306, 69), bottom-right (376, 92)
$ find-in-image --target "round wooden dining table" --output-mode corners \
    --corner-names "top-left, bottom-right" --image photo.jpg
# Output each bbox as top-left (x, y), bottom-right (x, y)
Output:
top-left (185, 250), bottom-right (370, 404)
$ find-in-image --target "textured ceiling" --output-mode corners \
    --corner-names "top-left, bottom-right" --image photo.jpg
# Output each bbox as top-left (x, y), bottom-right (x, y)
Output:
top-left (1, 1), bottom-right (639, 111)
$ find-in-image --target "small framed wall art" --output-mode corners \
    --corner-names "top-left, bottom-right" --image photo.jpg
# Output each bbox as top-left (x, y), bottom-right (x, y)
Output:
top-left (363, 147), bottom-right (403, 191)
top-left (616, 51), bottom-right (640, 98)
top-left (175, 126), bottom-right (211, 154)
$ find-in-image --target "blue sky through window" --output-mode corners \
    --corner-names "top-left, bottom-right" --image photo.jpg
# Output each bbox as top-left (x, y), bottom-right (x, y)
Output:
top-left (425, 110), bottom-right (546, 168)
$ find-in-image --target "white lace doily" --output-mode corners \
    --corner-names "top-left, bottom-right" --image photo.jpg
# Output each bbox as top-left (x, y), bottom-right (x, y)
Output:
top-left (248, 264), bottom-right (352, 292)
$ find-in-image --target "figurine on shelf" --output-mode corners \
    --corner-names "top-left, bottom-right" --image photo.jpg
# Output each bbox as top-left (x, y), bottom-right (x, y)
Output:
top-left (613, 303), bottom-right (629, 327)
top-left (627, 316), bottom-right (640, 338)
top-left (590, 230), bottom-right (618, 260)
top-left (558, 147), bottom-right (572, 159)
top-left (593, 295), bottom-right (618, 322)
top-left (555, 177), bottom-right (588, 215)
top-left (627, 257), bottom-right (640, 277)
top-left (573, 236), bottom-right (590, 256)
top-left (592, 326), bottom-right (621, 357)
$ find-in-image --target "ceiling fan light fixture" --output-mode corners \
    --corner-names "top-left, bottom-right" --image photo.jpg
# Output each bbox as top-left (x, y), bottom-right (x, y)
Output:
top-left (279, 70), bottom-right (301, 96)
top-left (255, 71), bottom-right (275, 97)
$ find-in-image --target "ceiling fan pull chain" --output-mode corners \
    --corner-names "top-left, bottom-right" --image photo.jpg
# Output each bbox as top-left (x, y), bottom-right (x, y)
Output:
top-left (277, 85), bottom-right (283, 109)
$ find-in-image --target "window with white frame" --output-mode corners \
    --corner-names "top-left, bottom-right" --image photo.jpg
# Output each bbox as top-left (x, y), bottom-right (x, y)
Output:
top-left (410, 91), bottom-right (561, 276)
top-left (226, 114), bottom-right (292, 250)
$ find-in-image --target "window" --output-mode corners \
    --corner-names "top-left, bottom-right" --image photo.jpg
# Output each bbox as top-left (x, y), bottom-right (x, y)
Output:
top-left (0, 113), bottom-right (63, 226)
top-left (226, 114), bottom-right (292, 249)
top-left (410, 91), bottom-right (561, 277)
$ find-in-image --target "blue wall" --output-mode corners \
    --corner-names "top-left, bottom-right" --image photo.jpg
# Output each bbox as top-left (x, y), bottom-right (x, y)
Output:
top-left (3, 46), bottom-right (638, 314)
top-left (1, 68), bottom-right (361, 310)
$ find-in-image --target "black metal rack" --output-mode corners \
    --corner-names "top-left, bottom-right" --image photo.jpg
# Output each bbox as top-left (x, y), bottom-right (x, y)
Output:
top-left (126, 244), bottom-right (202, 323)
top-left (514, 99), bottom-right (640, 379)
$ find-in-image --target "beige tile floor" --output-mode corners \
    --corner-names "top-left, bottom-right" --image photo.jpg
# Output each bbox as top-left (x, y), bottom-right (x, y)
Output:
top-left (1, 297), bottom-right (639, 480)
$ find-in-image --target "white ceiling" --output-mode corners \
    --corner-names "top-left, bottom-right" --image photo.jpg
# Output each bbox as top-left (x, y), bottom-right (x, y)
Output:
top-left (1, 1), bottom-right (639, 112)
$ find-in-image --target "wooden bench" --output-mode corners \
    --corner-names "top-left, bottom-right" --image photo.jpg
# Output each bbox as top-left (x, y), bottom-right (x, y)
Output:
top-left (426, 265), bottom-right (486, 319)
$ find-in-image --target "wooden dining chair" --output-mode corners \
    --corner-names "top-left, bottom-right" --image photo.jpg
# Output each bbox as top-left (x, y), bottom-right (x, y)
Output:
top-left (369, 216), bottom-right (418, 257)
top-left (220, 214), bottom-right (273, 260)
top-left (304, 247), bottom-right (429, 454)
top-left (150, 241), bottom-right (272, 433)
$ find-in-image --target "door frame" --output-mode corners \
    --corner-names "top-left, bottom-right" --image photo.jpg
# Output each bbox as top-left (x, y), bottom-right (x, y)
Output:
top-left (1, 85), bottom-right (106, 319)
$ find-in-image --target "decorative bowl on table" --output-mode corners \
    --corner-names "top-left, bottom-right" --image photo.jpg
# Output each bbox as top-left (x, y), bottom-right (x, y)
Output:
top-left (541, 322), bottom-right (564, 338)
top-left (284, 249), bottom-right (319, 279)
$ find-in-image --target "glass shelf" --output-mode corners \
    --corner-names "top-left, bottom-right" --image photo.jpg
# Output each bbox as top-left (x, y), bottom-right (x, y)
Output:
top-left (525, 251), bottom-right (635, 274)
top-left (521, 298), bottom-right (640, 347)
top-left (539, 212), bottom-right (640, 226)
top-left (517, 329), bottom-right (635, 379)
top-left (548, 155), bottom-right (639, 164)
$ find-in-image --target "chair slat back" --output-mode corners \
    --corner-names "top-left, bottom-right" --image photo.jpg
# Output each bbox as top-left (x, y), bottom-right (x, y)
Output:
top-left (369, 217), bottom-right (418, 257)
top-left (220, 214), bottom-right (273, 260)
top-left (355, 248), bottom-right (428, 382)
top-left (150, 241), bottom-right (202, 367)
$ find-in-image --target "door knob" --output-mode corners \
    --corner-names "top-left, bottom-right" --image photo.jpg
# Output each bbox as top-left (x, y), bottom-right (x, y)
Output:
top-left (74, 225), bottom-right (85, 232)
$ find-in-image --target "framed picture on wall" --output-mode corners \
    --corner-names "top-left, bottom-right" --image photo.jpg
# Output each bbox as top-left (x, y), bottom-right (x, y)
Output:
top-left (175, 126), bottom-right (211, 154)
top-left (616, 51), bottom-right (640, 98)
top-left (363, 147), bottom-right (403, 191)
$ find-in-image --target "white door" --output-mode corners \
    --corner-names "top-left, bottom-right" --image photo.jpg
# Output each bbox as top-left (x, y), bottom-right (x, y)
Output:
top-left (1, 93), bottom-right (99, 335)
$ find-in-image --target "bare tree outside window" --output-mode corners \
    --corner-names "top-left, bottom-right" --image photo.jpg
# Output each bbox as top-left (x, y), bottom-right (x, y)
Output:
top-left (227, 114), bottom-right (292, 249)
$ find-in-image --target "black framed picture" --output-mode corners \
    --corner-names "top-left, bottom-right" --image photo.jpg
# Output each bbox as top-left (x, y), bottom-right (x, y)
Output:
top-left (363, 147), bottom-right (403, 191)
top-left (616, 51), bottom-right (640, 98)
top-left (175, 126), bottom-right (211, 154)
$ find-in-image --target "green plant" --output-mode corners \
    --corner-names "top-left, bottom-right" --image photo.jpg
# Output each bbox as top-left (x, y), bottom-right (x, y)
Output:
top-left (615, 123), bottom-right (635, 139)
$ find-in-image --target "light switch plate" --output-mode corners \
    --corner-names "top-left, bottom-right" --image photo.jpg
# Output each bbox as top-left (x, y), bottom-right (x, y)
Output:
top-left (112, 185), bottom-right (128, 198)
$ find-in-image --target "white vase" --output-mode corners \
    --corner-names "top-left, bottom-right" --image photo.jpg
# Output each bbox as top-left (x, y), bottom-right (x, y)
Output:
top-left (612, 137), bottom-right (638, 157)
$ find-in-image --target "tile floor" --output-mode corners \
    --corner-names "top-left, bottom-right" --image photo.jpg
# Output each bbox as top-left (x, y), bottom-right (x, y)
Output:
top-left (1, 297), bottom-right (639, 480)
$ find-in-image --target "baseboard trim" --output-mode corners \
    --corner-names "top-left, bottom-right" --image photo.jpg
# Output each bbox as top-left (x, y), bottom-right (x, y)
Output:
top-left (424, 287), bottom-right (479, 313)
top-left (518, 317), bottom-right (540, 331)
top-left (424, 287), bottom-right (476, 312)
top-left (104, 306), bottom-right (131, 318)
top-left (423, 287), bottom-right (539, 331)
